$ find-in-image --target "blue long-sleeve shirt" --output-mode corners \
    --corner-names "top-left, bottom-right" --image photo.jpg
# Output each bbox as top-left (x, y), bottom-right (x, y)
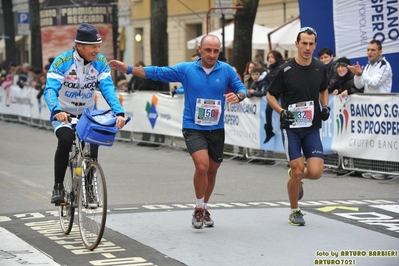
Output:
top-left (144, 59), bottom-right (247, 130)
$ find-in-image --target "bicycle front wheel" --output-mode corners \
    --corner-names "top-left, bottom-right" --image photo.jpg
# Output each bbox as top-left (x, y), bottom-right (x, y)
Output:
top-left (77, 160), bottom-right (107, 250)
top-left (59, 161), bottom-right (75, 235)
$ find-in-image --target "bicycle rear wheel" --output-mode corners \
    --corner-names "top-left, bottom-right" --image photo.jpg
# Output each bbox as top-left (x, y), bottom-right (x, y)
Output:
top-left (59, 161), bottom-right (75, 234)
top-left (77, 160), bottom-right (107, 250)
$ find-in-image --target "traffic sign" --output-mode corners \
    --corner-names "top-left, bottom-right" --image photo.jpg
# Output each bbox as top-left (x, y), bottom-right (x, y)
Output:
top-left (214, 0), bottom-right (234, 15)
top-left (18, 12), bottom-right (30, 35)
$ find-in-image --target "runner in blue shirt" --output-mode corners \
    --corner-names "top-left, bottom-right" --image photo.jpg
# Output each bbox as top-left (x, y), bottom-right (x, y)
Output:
top-left (110, 34), bottom-right (247, 229)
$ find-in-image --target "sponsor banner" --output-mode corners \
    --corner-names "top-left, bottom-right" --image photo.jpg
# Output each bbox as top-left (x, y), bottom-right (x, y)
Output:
top-left (333, 0), bottom-right (399, 58)
top-left (331, 93), bottom-right (399, 162)
top-left (39, 0), bottom-right (112, 27)
top-left (97, 92), bottom-right (334, 153)
top-left (95, 91), bottom-right (183, 137)
top-left (0, 86), bottom-right (32, 117)
top-left (0, 86), bottom-right (7, 113)
top-left (224, 97), bottom-right (261, 150)
top-left (1, 88), bottom-right (336, 153)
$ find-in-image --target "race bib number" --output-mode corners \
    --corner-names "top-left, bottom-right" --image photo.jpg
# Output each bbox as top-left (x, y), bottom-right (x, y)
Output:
top-left (195, 98), bottom-right (222, 126)
top-left (288, 100), bottom-right (314, 128)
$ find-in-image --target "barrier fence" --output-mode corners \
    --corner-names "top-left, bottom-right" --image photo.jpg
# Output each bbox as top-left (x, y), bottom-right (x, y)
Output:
top-left (1, 85), bottom-right (398, 179)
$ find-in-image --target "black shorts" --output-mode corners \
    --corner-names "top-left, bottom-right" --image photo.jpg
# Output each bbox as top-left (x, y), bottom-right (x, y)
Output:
top-left (182, 128), bottom-right (225, 163)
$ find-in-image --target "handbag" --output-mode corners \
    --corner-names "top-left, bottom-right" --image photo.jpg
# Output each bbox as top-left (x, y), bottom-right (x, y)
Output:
top-left (76, 108), bottom-right (118, 146)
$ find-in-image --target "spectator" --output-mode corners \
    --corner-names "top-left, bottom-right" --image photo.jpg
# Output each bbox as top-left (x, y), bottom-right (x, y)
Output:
top-left (44, 64), bottom-right (51, 76)
top-left (243, 61), bottom-right (262, 91)
top-left (264, 50), bottom-right (285, 143)
top-left (109, 34), bottom-right (247, 230)
top-left (14, 65), bottom-right (26, 88)
top-left (116, 73), bottom-right (127, 90)
top-left (267, 50), bottom-right (285, 83)
top-left (254, 53), bottom-right (267, 69)
top-left (137, 77), bottom-right (165, 91)
top-left (318, 47), bottom-right (336, 94)
top-left (127, 61), bottom-right (146, 93)
top-left (2, 73), bottom-right (13, 106)
top-left (172, 54), bottom-right (200, 96)
top-left (247, 66), bottom-right (270, 98)
top-left (14, 63), bottom-right (35, 89)
top-left (347, 39), bottom-right (392, 93)
top-left (0, 72), bottom-right (5, 86)
top-left (118, 79), bottom-right (130, 92)
top-left (247, 66), bottom-right (273, 162)
top-left (35, 73), bottom-right (47, 100)
top-left (29, 66), bottom-right (44, 88)
top-left (8, 61), bottom-right (17, 84)
top-left (44, 57), bottom-right (55, 76)
top-left (190, 53), bottom-right (200, 61)
top-left (330, 57), bottom-right (363, 97)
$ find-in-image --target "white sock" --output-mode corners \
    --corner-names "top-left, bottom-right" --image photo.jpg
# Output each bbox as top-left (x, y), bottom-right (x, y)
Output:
top-left (196, 197), bottom-right (204, 209)
top-left (291, 208), bottom-right (300, 212)
top-left (204, 203), bottom-right (208, 210)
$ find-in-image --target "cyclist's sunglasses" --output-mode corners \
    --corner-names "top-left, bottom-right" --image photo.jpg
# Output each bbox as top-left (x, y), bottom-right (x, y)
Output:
top-left (299, 27), bottom-right (317, 38)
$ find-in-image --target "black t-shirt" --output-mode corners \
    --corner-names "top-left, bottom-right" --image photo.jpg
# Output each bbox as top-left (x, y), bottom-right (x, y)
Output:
top-left (268, 58), bottom-right (328, 130)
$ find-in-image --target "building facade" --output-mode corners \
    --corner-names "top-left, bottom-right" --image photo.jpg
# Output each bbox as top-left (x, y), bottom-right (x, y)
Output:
top-left (119, 0), bottom-right (299, 68)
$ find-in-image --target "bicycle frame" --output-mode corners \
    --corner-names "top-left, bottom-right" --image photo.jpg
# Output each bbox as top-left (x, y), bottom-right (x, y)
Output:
top-left (59, 117), bottom-right (108, 250)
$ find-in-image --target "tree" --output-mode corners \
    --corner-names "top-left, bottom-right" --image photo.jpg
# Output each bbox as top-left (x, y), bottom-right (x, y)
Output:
top-left (232, 0), bottom-right (259, 78)
top-left (111, 0), bottom-right (118, 60)
top-left (2, 0), bottom-right (16, 68)
top-left (150, 0), bottom-right (169, 91)
top-left (29, 0), bottom-right (42, 69)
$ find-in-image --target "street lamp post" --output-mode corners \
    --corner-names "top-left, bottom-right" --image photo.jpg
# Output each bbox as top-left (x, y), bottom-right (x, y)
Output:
top-left (206, 6), bottom-right (243, 56)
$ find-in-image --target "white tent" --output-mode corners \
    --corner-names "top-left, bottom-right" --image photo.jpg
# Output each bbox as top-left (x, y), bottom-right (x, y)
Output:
top-left (267, 18), bottom-right (300, 51)
top-left (187, 23), bottom-right (272, 50)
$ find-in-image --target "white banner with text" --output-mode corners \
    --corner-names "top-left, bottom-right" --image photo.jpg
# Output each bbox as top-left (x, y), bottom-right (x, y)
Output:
top-left (331, 93), bottom-right (399, 162)
top-left (333, 0), bottom-right (399, 58)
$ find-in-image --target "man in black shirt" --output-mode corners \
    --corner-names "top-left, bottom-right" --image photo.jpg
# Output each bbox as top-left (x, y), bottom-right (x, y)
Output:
top-left (266, 27), bottom-right (330, 226)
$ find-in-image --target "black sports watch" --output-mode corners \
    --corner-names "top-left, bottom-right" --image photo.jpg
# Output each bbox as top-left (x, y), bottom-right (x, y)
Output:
top-left (236, 93), bottom-right (243, 102)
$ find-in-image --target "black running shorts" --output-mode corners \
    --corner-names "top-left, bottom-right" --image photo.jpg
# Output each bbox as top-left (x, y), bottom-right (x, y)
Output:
top-left (182, 128), bottom-right (225, 163)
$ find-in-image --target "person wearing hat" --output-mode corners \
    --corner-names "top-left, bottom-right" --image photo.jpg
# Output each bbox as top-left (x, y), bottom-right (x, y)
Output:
top-left (330, 57), bottom-right (363, 97)
top-left (44, 23), bottom-right (128, 205)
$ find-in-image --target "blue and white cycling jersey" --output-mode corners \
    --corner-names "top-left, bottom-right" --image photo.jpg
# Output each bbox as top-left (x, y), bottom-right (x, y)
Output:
top-left (44, 49), bottom-right (124, 118)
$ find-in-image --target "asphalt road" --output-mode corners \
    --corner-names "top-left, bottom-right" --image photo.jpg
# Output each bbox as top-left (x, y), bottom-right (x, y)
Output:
top-left (0, 120), bottom-right (398, 266)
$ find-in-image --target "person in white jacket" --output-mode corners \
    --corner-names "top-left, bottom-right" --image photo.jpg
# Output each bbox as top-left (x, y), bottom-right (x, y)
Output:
top-left (347, 39), bottom-right (392, 93)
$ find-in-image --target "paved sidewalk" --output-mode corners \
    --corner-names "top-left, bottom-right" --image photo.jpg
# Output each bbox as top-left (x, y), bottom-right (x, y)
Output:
top-left (0, 227), bottom-right (61, 266)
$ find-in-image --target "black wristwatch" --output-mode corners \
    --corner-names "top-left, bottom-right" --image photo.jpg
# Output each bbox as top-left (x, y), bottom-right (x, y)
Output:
top-left (236, 93), bottom-right (243, 102)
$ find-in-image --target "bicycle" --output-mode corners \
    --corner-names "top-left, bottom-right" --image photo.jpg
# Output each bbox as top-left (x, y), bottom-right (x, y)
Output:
top-left (58, 115), bottom-right (127, 250)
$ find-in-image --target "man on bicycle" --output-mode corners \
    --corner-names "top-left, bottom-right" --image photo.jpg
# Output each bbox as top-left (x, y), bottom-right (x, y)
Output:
top-left (44, 23), bottom-right (127, 205)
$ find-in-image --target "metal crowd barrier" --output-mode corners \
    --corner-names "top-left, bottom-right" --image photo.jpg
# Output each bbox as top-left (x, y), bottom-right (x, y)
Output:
top-left (2, 113), bottom-right (398, 181)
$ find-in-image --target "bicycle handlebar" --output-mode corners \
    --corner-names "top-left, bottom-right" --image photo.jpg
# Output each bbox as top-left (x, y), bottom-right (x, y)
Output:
top-left (53, 116), bottom-right (131, 126)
